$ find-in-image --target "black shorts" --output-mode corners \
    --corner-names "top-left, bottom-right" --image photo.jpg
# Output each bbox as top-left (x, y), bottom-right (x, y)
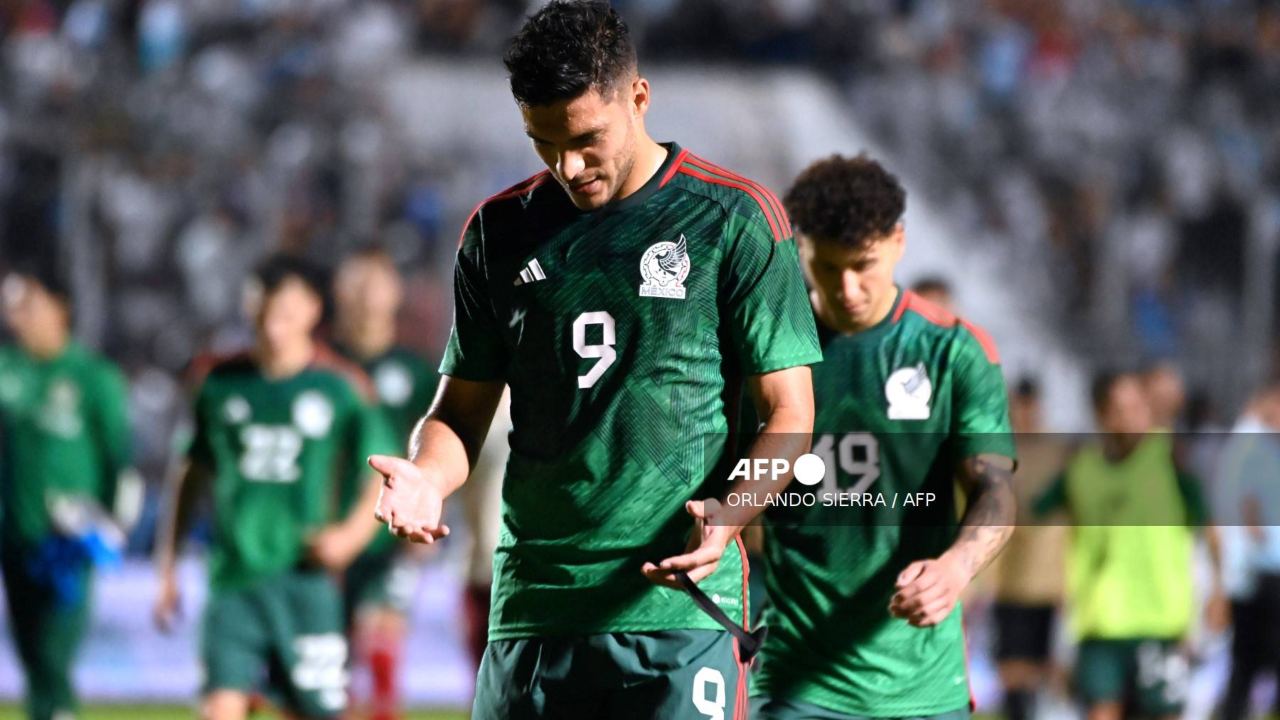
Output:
top-left (993, 602), bottom-right (1055, 662)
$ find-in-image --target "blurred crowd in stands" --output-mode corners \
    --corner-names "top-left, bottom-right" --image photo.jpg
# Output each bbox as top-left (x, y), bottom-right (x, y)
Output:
top-left (2, 0), bottom-right (1279, 528)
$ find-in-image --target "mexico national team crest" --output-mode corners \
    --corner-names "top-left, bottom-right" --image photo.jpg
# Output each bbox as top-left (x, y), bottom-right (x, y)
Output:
top-left (639, 235), bottom-right (690, 299)
top-left (886, 363), bottom-right (932, 420)
top-left (292, 391), bottom-right (335, 438)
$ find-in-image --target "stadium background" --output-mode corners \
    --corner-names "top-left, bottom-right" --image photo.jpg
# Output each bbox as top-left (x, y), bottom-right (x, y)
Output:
top-left (1, 0), bottom-right (1278, 717)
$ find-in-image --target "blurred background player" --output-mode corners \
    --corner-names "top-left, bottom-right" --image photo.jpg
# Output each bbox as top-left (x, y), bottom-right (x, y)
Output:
top-left (1214, 382), bottom-right (1280, 720)
top-left (331, 247), bottom-right (438, 720)
top-left (989, 377), bottom-right (1068, 720)
top-left (1143, 362), bottom-right (1188, 432)
top-left (0, 259), bottom-right (139, 720)
top-left (1035, 370), bottom-right (1224, 720)
top-left (910, 275), bottom-right (955, 313)
top-left (152, 255), bottom-right (395, 720)
top-left (752, 154), bottom-right (1017, 720)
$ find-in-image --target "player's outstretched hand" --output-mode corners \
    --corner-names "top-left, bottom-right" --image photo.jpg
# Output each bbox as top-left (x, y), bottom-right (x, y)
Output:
top-left (889, 555), bottom-right (968, 627)
top-left (153, 570), bottom-right (182, 633)
top-left (368, 454), bottom-right (450, 544)
top-left (643, 500), bottom-right (733, 589)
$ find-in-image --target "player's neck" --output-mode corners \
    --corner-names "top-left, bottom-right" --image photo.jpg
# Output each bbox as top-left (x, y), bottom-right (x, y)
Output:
top-left (336, 320), bottom-right (395, 360)
top-left (255, 338), bottom-right (315, 379)
top-left (21, 327), bottom-right (70, 360)
top-left (613, 136), bottom-right (668, 203)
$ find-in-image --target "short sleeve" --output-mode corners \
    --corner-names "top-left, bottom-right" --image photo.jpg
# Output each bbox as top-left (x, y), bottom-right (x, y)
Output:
top-left (949, 326), bottom-right (1015, 461)
top-left (440, 216), bottom-right (509, 381)
top-left (719, 206), bottom-right (822, 375)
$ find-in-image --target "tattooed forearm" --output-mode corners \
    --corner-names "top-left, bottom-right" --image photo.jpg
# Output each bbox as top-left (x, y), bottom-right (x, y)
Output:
top-left (948, 454), bottom-right (1017, 580)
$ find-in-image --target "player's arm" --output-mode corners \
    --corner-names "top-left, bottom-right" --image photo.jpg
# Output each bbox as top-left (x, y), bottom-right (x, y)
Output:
top-left (1175, 466), bottom-right (1230, 631)
top-left (892, 324), bottom-right (1016, 627)
top-left (643, 365), bottom-right (814, 588)
top-left (93, 364), bottom-right (144, 531)
top-left (371, 376), bottom-right (505, 544)
top-left (890, 453), bottom-right (1015, 627)
top-left (373, 213), bottom-right (509, 543)
top-left (152, 457), bottom-right (211, 632)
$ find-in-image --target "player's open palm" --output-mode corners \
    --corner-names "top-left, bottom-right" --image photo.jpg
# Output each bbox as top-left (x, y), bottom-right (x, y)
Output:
top-left (368, 454), bottom-right (450, 544)
top-left (643, 499), bottom-right (732, 589)
top-left (889, 556), bottom-right (968, 627)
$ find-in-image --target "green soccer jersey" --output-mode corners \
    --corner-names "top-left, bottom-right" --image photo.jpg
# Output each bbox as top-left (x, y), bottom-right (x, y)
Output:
top-left (440, 144), bottom-right (822, 640)
top-left (188, 352), bottom-right (397, 591)
top-left (0, 342), bottom-right (131, 547)
top-left (755, 289), bottom-right (1014, 717)
top-left (334, 343), bottom-right (438, 554)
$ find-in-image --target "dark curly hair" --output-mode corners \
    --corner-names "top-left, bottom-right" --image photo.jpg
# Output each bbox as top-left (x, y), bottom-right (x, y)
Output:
top-left (504, 0), bottom-right (637, 107)
top-left (784, 154), bottom-right (906, 248)
top-left (253, 252), bottom-right (332, 317)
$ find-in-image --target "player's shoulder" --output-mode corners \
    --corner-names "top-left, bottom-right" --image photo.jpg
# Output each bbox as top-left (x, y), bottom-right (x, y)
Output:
top-left (458, 170), bottom-right (557, 246)
top-left (308, 343), bottom-right (378, 404)
top-left (894, 290), bottom-right (1000, 364)
top-left (666, 149), bottom-right (791, 242)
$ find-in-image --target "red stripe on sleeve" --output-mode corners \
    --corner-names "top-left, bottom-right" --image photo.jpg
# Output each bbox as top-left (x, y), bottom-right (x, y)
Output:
top-left (677, 166), bottom-right (784, 241)
top-left (456, 171), bottom-right (551, 248)
top-left (686, 154), bottom-right (791, 235)
top-left (960, 319), bottom-right (1001, 364)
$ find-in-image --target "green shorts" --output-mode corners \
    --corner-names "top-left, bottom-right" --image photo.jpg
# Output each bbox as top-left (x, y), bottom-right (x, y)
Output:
top-left (472, 630), bottom-right (748, 720)
top-left (201, 569), bottom-right (348, 718)
top-left (342, 549), bottom-right (418, 620)
top-left (751, 697), bottom-right (971, 720)
top-left (1075, 638), bottom-right (1187, 716)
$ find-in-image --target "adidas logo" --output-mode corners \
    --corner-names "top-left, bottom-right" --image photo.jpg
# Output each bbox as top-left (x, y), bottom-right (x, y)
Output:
top-left (513, 258), bottom-right (547, 286)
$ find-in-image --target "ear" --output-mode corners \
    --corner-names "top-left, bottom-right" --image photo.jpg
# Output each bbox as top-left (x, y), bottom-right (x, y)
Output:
top-left (889, 221), bottom-right (907, 260)
top-left (630, 76), bottom-right (651, 118)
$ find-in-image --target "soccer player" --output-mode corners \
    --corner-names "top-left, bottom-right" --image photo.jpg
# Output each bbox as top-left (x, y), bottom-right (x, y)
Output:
top-left (153, 255), bottom-right (395, 720)
top-left (910, 275), bottom-right (955, 312)
top-left (332, 247), bottom-right (439, 720)
top-left (751, 154), bottom-right (1018, 720)
top-left (369, 2), bottom-right (822, 718)
top-left (1035, 370), bottom-right (1224, 720)
top-left (0, 260), bottom-right (138, 720)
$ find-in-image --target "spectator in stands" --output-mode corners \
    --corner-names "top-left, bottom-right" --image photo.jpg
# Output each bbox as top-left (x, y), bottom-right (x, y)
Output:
top-left (1215, 383), bottom-right (1280, 720)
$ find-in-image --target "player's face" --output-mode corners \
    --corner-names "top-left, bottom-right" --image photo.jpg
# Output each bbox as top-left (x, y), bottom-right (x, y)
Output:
top-left (521, 81), bottom-right (646, 210)
top-left (252, 278), bottom-right (322, 353)
top-left (1009, 393), bottom-right (1041, 433)
top-left (1099, 376), bottom-right (1153, 436)
top-left (1, 274), bottom-right (65, 347)
top-left (334, 256), bottom-right (402, 327)
top-left (799, 225), bottom-right (905, 331)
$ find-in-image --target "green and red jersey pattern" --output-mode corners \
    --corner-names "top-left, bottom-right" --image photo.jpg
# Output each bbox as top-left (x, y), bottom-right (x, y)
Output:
top-left (188, 350), bottom-right (397, 591)
top-left (0, 342), bottom-right (132, 546)
top-left (755, 290), bottom-right (1014, 717)
top-left (441, 143), bottom-right (823, 640)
